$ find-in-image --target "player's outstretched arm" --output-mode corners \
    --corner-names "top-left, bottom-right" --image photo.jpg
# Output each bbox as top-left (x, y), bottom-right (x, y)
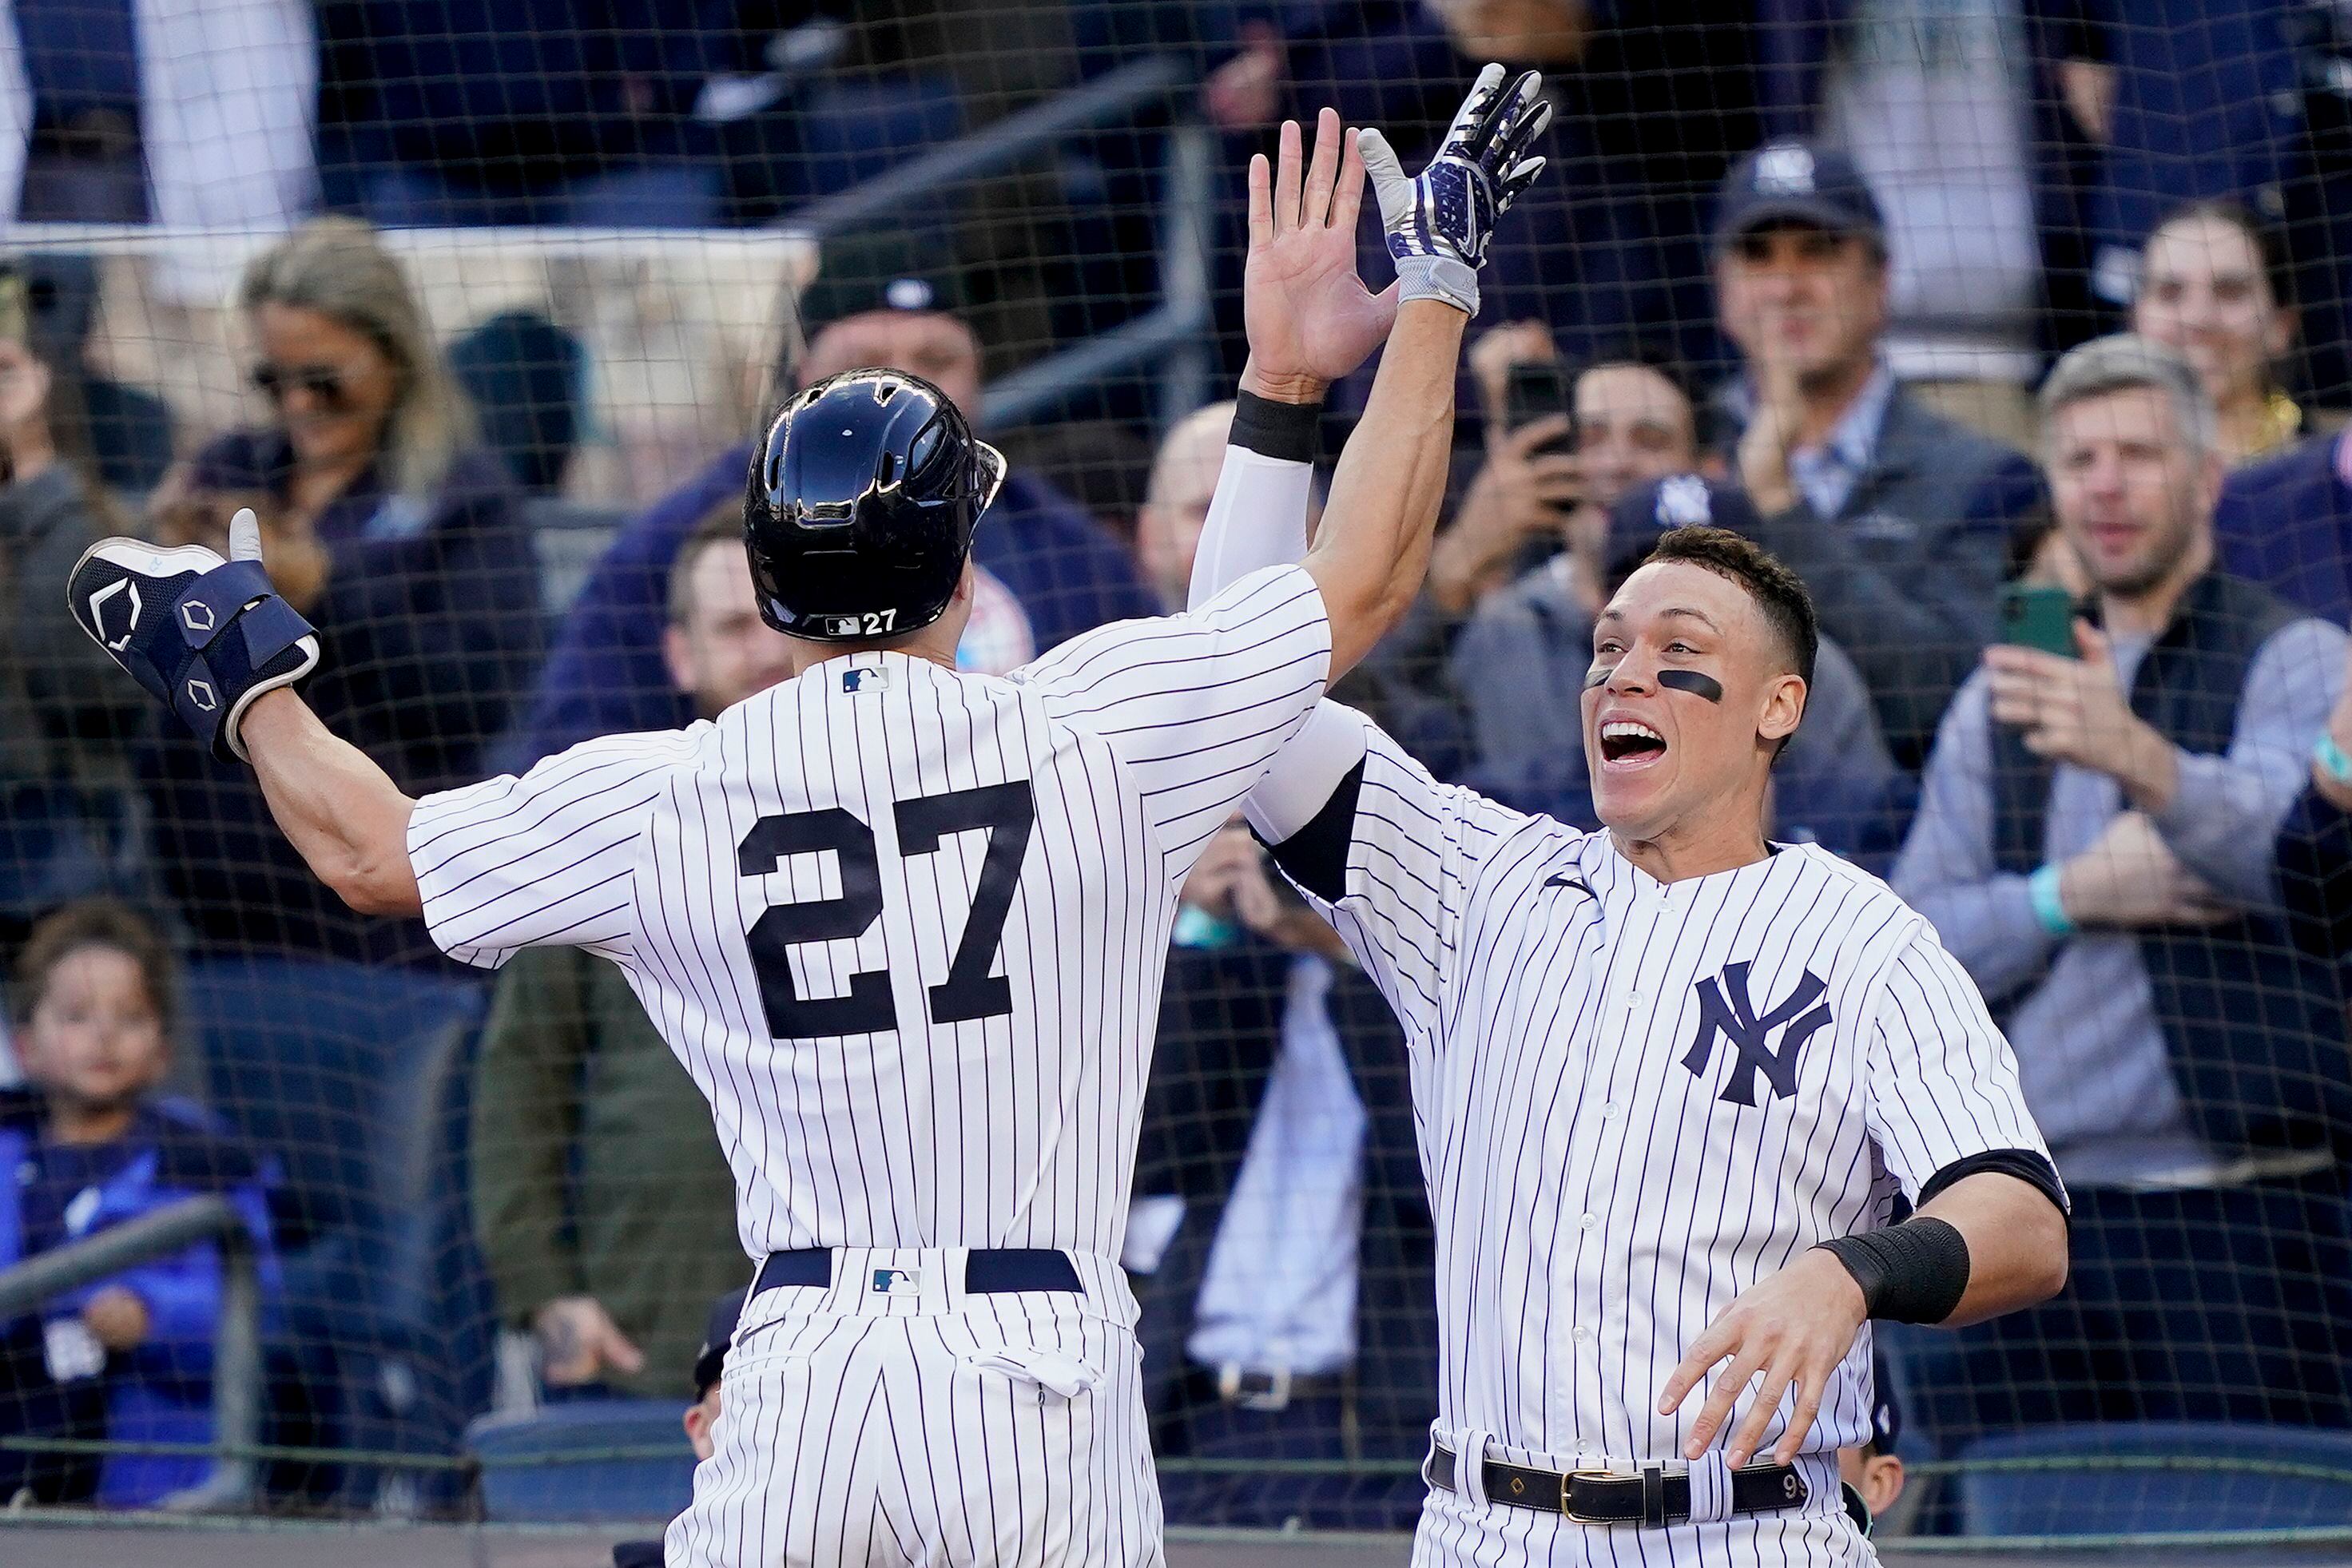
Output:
top-left (63, 507), bottom-right (423, 917)
top-left (1282, 65), bottom-right (1547, 678)
top-left (241, 688), bottom-right (421, 916)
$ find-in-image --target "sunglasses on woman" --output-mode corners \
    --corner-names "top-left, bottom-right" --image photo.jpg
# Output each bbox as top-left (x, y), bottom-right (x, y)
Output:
top-left (249, 361), bottom-right (348, 408)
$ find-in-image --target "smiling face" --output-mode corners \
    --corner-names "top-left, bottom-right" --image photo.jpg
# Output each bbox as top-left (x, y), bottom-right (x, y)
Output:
top-left (1717, 223), bottom-right (1888, 391)
top-left (2046, 384), bottom-right (2219, 601)
top-left (2132, 212), bottom-right (2292, 417)
top-left (1575, 363), bottom-right (1697, 516)
top-left (250, 301), bottom-right (402, 474)
top-left (1583, 560), bottom-right (1806, 844)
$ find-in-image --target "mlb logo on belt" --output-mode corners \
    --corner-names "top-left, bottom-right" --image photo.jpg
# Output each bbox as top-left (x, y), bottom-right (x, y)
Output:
top-left (872, 1268), bottom-right (920, 1296)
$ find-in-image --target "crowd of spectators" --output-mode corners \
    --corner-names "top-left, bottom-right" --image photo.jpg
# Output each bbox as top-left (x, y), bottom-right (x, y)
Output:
top-left (1, 0), bottom-right (2351, 1538)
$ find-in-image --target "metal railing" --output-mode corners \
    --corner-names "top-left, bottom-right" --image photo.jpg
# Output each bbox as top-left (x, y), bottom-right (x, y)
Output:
top-left (781, 54), bottom-right (1190, 242)
top-left (0, 1194), bottom-right (263, 1513)
top-left (777, 52), bottom-right (1217, 435)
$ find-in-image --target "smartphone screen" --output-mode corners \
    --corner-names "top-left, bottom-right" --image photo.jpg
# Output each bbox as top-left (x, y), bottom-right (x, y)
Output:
top-left (1999, 582), bottom-right (2078, 659)
top-left (1503, 359), bottom-right (1577, 458)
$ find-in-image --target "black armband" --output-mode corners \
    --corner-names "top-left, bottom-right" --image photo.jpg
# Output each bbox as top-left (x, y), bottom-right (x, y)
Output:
top-left (1230, 388), bottom-right (1323, 465)
top-left (1252, 758), bottom-right (1363, 905)
top-left (1813, 1217), bottom-right (1970, 1325)
top-left (1917, 1147), bottom-right (2069, 1225)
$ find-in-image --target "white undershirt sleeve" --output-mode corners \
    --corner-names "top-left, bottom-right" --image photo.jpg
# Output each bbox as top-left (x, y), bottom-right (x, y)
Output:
top-left (1187, 445), bottom-right (1315, 608)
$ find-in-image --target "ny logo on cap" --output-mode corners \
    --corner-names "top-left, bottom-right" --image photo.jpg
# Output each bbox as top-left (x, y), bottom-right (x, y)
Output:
top-left (1754, 144), bottom-right (1816, 196)
top-left (1682, 961), bottom-right (1833, 1106)
top-left (1656, 474), bottom-right (1713, 527)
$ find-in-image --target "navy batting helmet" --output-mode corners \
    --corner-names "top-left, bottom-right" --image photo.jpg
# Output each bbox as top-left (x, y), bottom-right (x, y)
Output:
top-left (744, 367), bottom-right (1004, 642)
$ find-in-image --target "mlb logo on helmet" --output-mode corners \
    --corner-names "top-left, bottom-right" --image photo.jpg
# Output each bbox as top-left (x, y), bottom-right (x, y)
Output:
top-left (1753, 144), bottom-right (1816, 196)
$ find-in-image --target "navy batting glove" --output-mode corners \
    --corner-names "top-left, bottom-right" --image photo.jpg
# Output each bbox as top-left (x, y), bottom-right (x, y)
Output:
top-left (68, 508), bottom-right (320, 764)
top-left (1360, 64), bottom-right (1551, 317)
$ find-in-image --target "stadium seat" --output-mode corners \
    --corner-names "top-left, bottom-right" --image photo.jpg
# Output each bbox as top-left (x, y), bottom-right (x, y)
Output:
top-left (467, 1399), bottom-right (698, 1522)
top-left (1956, 1423), bottom-right (2352, 1534)
top-left (179, 958), bottom-right (490, 1508)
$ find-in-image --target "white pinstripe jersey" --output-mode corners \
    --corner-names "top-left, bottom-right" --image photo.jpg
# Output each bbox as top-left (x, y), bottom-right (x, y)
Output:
top-left (1248, 704), bottom-right (2055, 1473)
top-left (406, 563), bottom-right (1331, 1266)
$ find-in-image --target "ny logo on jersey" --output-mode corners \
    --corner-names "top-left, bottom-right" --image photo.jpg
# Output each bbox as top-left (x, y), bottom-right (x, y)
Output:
top-left (1680, 961), bottom-right (1832, 1106)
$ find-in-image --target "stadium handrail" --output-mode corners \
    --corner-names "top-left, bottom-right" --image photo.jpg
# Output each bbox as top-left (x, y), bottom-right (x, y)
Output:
top-left (778, 54), bottom-right (1190, 242)
top-left (0, 1193), bottom-right (263, 1514)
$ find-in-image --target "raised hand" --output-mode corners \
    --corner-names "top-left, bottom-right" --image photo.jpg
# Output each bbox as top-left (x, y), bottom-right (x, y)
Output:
top-left (1359, 63), bottom-right (1551, 317)
top-left (1242, 106), bottom-right (1398, 399)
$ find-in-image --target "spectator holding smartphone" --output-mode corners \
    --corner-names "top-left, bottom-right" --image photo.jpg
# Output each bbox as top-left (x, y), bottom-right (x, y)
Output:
top-left (142, 218), bottom-right (542, 968)
top-left (1893, 335), bottom-right (2352, 1447)
top-left (0, 900), bottom-right (281, 1507)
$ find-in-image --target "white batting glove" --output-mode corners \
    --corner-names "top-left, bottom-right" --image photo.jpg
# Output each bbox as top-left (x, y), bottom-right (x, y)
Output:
top-left (1359, 64), bottom-right (1551, 317)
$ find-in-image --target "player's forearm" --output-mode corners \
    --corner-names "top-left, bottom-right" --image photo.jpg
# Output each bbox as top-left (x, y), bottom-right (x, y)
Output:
top-left (1304, 299), bottom-right (1465, 676)
top-left (1915, 1171), bottom-right (2068, 1326)
top-left (240, 688), bottom-right (423, 918)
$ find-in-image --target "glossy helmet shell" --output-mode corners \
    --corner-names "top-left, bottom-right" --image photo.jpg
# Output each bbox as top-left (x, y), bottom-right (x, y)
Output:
top-left (743, 367), bottom-right (1004, 641)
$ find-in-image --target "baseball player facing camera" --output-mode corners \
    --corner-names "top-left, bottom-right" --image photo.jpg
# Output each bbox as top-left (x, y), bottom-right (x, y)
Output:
top-left (64, 69), bottom-right (1547, 1567)
top-left (1186, 141), bottom-right (2072, 1563)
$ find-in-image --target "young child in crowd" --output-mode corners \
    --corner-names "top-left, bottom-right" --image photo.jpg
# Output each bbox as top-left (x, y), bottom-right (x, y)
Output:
top-left (0, 899), bottom-right (280, 1507)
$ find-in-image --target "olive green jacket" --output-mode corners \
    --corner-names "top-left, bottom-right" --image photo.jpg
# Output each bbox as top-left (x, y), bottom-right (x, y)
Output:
top-left (469, 945), bottom-right (745, 1399)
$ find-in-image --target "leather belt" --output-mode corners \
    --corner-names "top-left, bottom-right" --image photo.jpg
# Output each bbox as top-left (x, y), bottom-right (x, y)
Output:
top-left (1178, 1363), bottom-right (1350, 1413)
top-left (1428, 1441), bottom-right (1809, 1526)
top-left (755, 1247), bottom-right (1083, 1294)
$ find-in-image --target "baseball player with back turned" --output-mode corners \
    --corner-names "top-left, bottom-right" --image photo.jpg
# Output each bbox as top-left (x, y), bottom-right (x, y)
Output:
top-left (1183, 199), bottom-right (2073, 1561)
top-left (59, 76), bottom-right (1549, 1567)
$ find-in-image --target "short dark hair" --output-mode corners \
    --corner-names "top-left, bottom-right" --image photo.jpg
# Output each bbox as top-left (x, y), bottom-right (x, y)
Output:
top-left (11, 899), bottom-right (177, 1034)
top-left (669, 503), bottom-right (749, 628)
top-left (1641, 525), bottom-right (1819, 693)
top-left (1581, 336), bottom-right (1709, 449)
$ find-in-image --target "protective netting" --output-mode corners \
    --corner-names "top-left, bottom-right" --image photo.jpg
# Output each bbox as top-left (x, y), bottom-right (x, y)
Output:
top-left (0, 1), bottom-right (2347, 1549)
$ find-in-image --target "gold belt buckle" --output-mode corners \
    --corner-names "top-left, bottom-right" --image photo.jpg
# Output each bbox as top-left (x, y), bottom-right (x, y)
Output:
top-left (1562, 1467), bottom-right (1616, 1525)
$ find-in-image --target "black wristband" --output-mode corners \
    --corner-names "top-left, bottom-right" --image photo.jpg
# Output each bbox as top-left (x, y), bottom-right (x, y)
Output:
top-left (1813, 1217), bottom-right (1971, 1324)
top-left (1230, 388), bottom-right (1323, 464)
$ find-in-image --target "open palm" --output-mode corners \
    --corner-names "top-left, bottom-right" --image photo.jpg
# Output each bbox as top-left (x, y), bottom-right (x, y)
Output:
top-left (1244, 107), bottom-right (1398, 390)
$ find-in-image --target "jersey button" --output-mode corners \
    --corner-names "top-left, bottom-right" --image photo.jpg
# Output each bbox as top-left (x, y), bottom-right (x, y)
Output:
top-left (1571, 1325), bottom-right (1591, 1344)
top-left (1579, 1212), bottom-right (1598, 1231)
top-left (1599, 1101), bottom-right (1620, 1120)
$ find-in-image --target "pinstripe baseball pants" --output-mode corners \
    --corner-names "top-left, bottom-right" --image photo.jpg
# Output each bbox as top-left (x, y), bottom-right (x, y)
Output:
top-left (667, 1248), bottom-right (1163, 1567)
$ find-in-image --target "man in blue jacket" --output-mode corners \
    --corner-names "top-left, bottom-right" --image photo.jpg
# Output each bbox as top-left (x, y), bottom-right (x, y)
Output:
top-left (510, 267), bottom-right (1154, 767)
top-left (0, 900), bottom-right (281, 1507)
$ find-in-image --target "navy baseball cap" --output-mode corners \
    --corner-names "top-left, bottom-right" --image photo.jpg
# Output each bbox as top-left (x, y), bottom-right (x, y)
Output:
top-left (691, 1288), bottom-right (748, 1399)
top-left (1713, 141), bottom-right (1885, 252)
top-left (1868, 1354), bottom-right (1902, 1452)
top-left (795, 232), bottom-right (969, 347)
top-left (1602, 472), bottom-right (1766, 592)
